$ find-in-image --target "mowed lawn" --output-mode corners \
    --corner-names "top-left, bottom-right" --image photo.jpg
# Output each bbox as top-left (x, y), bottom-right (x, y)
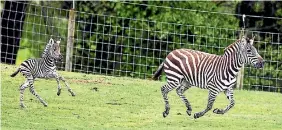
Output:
top-left (1, 63), bottom-right (282, 130)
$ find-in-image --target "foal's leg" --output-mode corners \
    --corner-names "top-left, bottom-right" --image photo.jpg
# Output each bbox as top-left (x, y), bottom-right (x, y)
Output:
top-left (47, 71), bottom-right (75, 96)
top-left (58, 75), bottom-right (75, 96)
top-left (28, 78), bottom-right (48, 107)
top-left (19, 80), bottom-right (30, 108)
top-left (56, 77), bottom-right (62, 96)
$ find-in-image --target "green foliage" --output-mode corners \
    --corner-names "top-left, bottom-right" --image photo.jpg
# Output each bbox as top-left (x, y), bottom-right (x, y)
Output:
top-left (74, 1), bottom-right (240, 78)
top-left (2, 64), bottom-right (282, 129)
top-left (16, 1), bottom-right (68, 66)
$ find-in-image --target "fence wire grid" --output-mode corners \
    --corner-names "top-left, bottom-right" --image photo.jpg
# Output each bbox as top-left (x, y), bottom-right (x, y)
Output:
top-left (1, 1), bottom-right (281, 92)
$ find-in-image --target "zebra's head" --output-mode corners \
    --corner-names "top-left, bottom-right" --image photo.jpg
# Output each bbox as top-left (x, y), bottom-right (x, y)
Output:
top-left (49, 38), bottom-right (63, 61)
top-left (240, 36), bottom-right (264, 68)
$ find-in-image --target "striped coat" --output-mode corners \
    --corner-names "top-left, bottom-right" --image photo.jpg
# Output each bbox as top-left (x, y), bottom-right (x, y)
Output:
top-left (10, 38), bottom-right (75, 108)
top-left (152, 36), bottom-right (264, 119)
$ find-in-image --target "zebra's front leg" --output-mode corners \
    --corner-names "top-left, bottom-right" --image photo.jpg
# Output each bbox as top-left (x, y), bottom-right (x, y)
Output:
top-left (59, 76), bottom-right (75, 96)
top-left (161, 84), bottom-right (174, 118)
top-left (19, 80), bottom-right (29, 108)
top-left (29, 81), bottom-right (48, 107)
top-left (213, 89), bottom-right (235, 114)
top-left (194, 91), bottom-right (218, 119)
top-left (56, 77), bottom-right (62, 96)
top-left (45, 72), bottom-right (62, 96)
top-left (176, 85), bottom-right (192, 116)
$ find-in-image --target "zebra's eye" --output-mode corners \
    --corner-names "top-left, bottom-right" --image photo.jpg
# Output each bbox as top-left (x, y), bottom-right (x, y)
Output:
top-left (247, 49), bottom-right (251, 53)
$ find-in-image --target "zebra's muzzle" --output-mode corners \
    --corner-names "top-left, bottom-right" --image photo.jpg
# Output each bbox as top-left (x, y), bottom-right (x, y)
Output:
top-left (58, 54), bottom-right (63, 61)
top-left (254, 61), bottom-right (264, 69)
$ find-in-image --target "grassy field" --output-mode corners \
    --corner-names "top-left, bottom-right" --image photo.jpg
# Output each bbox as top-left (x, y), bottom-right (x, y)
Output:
top-left (1, 63), bottom-right (282, 130)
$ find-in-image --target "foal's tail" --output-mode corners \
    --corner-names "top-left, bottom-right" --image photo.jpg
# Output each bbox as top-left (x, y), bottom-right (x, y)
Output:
top-left (11, 68), bottom-right (20, 77)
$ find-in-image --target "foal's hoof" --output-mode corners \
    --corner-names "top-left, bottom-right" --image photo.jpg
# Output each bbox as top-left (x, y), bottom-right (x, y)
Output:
top-left (69, 90), bottom-right (76, 96)
top-left (71, 92), bottom-right (76, 97)
top-left (163, 111), bottom-right (169, 118)
top-left (186, 110), bottom-right (192, 116)
top-left (57, 91), bottom-right (61, 96)
top-left (43, 104), bottom-right (48, 107)
top-left (57, 88), bottom-right (62, 96)
top-left (20, 104), bottom-right (26, 108)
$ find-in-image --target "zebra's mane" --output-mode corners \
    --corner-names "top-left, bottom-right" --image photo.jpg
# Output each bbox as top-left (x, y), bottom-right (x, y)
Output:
top-left (41, 38), bottom-right (54, 58)
top-left (223, 39), bottom-right (242, 52)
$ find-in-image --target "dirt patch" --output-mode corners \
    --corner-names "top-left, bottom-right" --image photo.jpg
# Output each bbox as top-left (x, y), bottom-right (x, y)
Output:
top-left (69, 78), bottom-right (105, 84)
top-left (69, 78), bottom-right (124, 86)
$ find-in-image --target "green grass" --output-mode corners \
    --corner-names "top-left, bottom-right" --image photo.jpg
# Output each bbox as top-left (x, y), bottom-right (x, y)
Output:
top-left (1, 63), bottom-right (282, 130)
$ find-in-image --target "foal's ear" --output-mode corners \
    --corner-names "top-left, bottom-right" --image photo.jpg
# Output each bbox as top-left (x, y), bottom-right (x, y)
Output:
top-left (250, 36), bottom-right (255, 45)
top-left (56, 38), bottom-right (61, 44)
top-left (49, 38), bottom-right (55, 45)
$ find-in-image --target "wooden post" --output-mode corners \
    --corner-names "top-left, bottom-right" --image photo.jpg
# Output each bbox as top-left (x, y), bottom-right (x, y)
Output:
top-left (236, 64), bottom-right (245, 90)
top-left (65, 9), bottom-right (75, 72)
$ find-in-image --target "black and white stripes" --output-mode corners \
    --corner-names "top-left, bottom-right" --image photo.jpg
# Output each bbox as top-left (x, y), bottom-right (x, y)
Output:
top-left (11, 38), bottom-right (75, 108)
top-left (152, 36), bottom-right (264, 119)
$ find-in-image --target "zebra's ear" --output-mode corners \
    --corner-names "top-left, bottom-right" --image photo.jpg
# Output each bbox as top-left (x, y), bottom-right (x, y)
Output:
top-left (55, 38), bottom-right (61, 44)
top-left (49, 38), bottom-right (55, 45)
top-left (250, 36), bottom-right (255, 45)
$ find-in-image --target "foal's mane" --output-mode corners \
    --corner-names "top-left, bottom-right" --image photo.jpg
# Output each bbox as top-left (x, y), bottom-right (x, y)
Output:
top-left (41, 39), bottom-right (54, 58)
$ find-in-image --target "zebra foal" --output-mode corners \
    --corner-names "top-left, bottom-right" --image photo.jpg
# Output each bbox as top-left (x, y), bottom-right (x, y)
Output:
top-left (152, 36), bottom-right (264, 119)
top-left (11, 38), bottom-right (75, 108)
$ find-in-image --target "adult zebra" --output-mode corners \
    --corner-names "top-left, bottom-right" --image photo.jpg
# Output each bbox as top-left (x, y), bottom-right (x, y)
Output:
top-left (11, 38), bottom-right (75, 108)
top-left (152, 36), bottom-right (264, 119)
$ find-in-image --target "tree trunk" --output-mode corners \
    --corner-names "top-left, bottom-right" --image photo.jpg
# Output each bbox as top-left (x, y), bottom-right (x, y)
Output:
top-left (1, 1), bottom-right (27, 64)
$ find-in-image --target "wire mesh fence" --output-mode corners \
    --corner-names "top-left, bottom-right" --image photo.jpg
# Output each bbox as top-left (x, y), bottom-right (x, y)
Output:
top-left (1, 1), bottom-right (281, 92)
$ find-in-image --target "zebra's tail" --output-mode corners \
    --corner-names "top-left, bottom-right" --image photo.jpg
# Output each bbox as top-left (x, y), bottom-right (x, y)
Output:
top-left (151, 62), bottom-right (164, 80)
top-left (10, 68), bottom-right (20, 77)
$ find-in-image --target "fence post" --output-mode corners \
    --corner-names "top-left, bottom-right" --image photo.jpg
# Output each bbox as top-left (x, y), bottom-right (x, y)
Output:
top-left (65, 8), bottom-right (75, 72)
top-left (236, 64), bottom-right (244, 90)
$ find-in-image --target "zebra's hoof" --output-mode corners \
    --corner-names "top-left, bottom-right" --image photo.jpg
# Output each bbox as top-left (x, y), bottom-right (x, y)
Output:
top-left (57, 92), bottom-right (61, 96)
top-left (186, 110), bottom-right (192, 116)
top-left (213, 108), bottom-right (224, 114)
top-left (71, 92), bottom-right (76, 97)
top-left (163, 111), bottom-right (168, 118)
top-left (69, 90), bottom-right (75, 96)
top-left (57, 89), bottom-right (61, 96)
top-left (43, 104), bottom-right (48, 107)
top-left (194, 113), bottom-right (200, 119)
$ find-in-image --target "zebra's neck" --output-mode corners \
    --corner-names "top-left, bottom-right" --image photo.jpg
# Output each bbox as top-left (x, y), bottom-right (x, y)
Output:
top-left (43, 55), bottom-right (56, 67)
top-left (222, 42), bottom-right (244, 78)
top-left (42, 43), bottom-right (51, 58)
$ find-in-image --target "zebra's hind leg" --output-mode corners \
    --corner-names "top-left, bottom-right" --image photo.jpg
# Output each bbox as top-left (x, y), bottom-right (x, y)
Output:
top-left (213, 88), bottom-right (235, 114)
top-left (176, 85), bottom-right (192, 116)
top-left (161, 83), bottom-right (175, 118)
top-left (194, 90), bottom-right (218, 119)
top-left (19, 80), bottom-right (30, 108)
top-left (59, 76), bottom-right (75, 96)
top-left (28, 80), bottom-right (48, 107)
